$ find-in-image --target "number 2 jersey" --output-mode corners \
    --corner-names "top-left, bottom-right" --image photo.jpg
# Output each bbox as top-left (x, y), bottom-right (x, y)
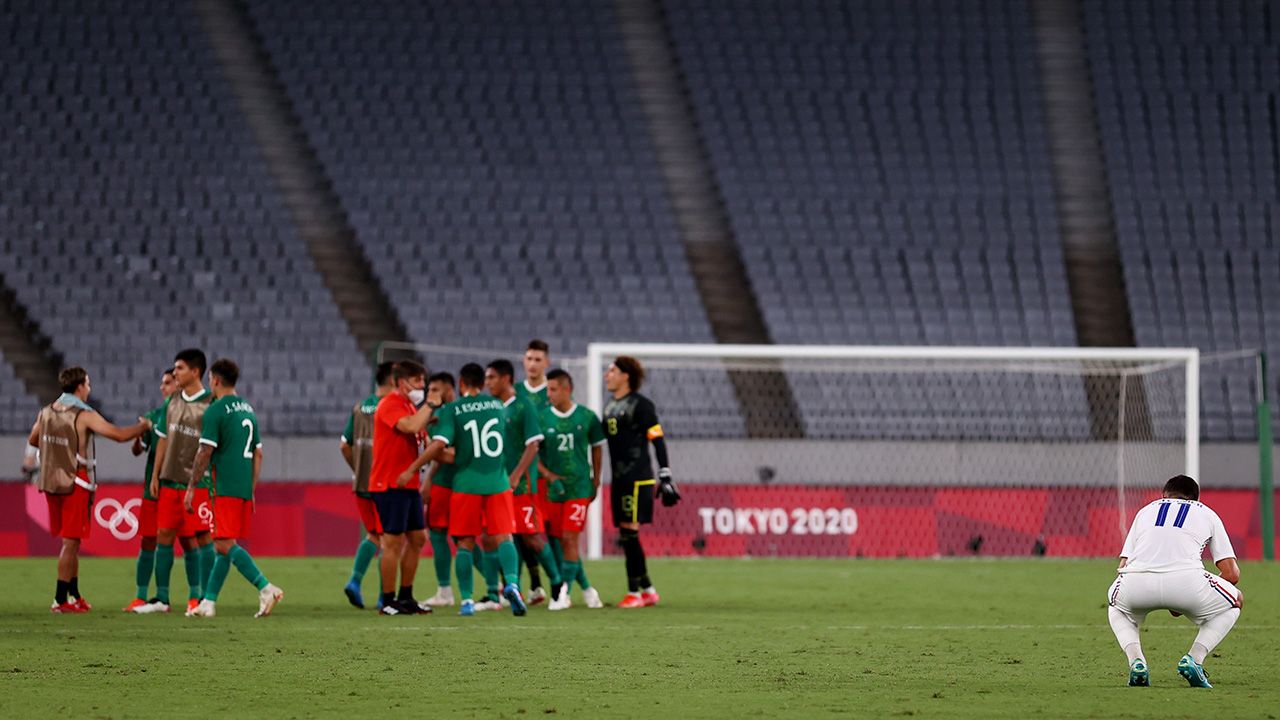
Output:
top-left (199, 395), bottom-right (262, 500)
top-left (1118, 498), bottom-right (1236, 574)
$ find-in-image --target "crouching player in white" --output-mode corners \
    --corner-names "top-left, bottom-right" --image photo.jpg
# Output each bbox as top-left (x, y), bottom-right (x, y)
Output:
top-left (1106, 474), bottom-right (1242, 688)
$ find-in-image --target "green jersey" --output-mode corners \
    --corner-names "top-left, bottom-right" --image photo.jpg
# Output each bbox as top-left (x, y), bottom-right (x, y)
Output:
top-left (199, 395), bottom-right (262, 500)
top-left (140, 404), bottom-right (165, 500)
top-left (538, 404), bottom-right (605, 502)
top-left (502, 394), bottom-right (545, 495)
top-left (342, 392), bottom-right (379, 496)
top-left (156, 389), bottom-right (213, 490)
top-left (430, 394), bottom-right (510, 495)
top-left (517, 380), bottom-right (549, 412)
top-left (431, 458), bottom-right (456, 490)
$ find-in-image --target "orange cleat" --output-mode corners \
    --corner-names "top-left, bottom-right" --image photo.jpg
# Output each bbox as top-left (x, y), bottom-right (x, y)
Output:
top-left (73, 597), bottom-right (92, 612)
top-left (185, 598), bottom-right (200, 616)
top-left (50, 601), bottom-right (85, 614)
top-left (641, 590), bottom-right (660, 607)
top-left (618, 593), bottom-right (646, 609)
top-left (122, 598), bottom-right (148, 613)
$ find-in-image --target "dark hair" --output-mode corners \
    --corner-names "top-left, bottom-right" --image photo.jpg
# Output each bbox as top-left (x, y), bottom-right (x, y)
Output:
top-left (175, 348), bottom-right (207, 376)
top-left (59, 367), bottom-right (88, 393)
top-left (459, 363), bottom-right (485, 389)
top-left (394, 360), bottom-right (427, 383)
top-left (546, 368), bottom-right (574, 389)
top-left (527, 339), bottom-right (549, 354)
top-left (487, 359), bottom-right (515, 380)
top-left (161, 368), bottom-right (175, 378)
top-left (613, 356), bottom-right (645, 391)
top-left (375, 361), bottom-right (397, 387)
top-left (210, 358), bottom-right (240, 387)
top-left (1163, 474), bottom-right (1200, 501)
top-left (428, 371), bottom-right (455, 387)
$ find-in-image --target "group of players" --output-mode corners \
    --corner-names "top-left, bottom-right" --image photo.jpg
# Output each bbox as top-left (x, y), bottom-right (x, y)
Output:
top-left (335, 340), bottom-right (679, 616)
top-left (22, 339), bottom-right (679, 619)
top-left (24, 349), bottom-right (283, 618)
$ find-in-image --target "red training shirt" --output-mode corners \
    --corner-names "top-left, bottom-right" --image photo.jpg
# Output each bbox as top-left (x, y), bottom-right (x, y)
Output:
top-left (369, 391), bottom-right (421, 492)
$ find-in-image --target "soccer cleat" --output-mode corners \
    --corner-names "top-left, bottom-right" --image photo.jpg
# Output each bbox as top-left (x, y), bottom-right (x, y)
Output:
top-left (122, 598), bottom-right (148, 613)
top-left (528, 587), bottom-right (548, 606)
top-left (191, 599), bottom-right (216, 618)
top-left (184, 598), bottom-right (201, 617)
top-left (548, 584), bottom-right (571, 611)
top-left (132, 600), bottom-right (171, 614)
top-left (73, 597), bottom-right (92, 613)
top-left (1177, 655), bottom-right (1212, 688)
top-left (1128, 659), bottom-right (1149, 687)
top-left (424, 587), bottom-right (455, 607)
top-left (379, 602), bottom-right (404, 616)
top-left (474, 593), bottom-right (502, 612)
top-left (618, 593), bottom-right (646, 609)
top-left (50, 601), bottom-right (84, 614)
top-left (583, 587), bottom-right (603, 609)
top-left (503, 584), bottom-right (528, 617)
top-left (343, 581), bottom-right (365, 609)
top-left (255, 583), bottom-right (284, 618)
top-left (412, 601), bottom-right (434, 615)
top-left (459, 599), bottom-right (476, 617)
top-left (642, 588), bottom-right (660, 607)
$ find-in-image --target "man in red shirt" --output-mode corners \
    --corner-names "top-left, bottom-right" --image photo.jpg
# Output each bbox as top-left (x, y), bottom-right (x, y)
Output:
top-left (370, 361), bottom-right (435, 615)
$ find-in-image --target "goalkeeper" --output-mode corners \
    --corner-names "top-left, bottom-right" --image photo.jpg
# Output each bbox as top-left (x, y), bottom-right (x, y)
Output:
top-left (602, 356), bottom-right (680, 609)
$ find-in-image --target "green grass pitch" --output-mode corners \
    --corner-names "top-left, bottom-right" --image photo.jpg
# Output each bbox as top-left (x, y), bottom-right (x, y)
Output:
top-left (1, 557), bottom-right (1277, 719)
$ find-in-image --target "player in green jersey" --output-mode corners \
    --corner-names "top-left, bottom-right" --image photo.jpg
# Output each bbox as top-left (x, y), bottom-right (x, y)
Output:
top-left (421, 371), bottom-right (458, 608)
top-left (186, 359), bottom-right (283, 618)
top-left (123, 368), bottom-right (177, 612)
top-left (403, 363), bottom-right (540, 617)
top-left (487, 359), bottom-right (562, 607)
top-left (536, 369), bottom-right (606, 610)
top-left (515, 340), bottom-right (552, 591)
top-left (340, 361), bottom-right (396, 610)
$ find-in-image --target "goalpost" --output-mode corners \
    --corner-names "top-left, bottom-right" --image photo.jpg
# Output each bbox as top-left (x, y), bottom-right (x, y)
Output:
top-left (583, 344), bottom-right (1201, 560)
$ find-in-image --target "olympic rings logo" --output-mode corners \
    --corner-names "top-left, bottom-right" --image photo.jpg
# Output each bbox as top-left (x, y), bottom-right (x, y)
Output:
top-left (95, 498), bottom-right (142, 541)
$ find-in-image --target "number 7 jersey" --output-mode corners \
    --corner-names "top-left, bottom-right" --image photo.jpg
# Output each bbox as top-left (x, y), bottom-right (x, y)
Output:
top-left (431, 395), bottom-right (511, 496)
top-left (199, 394), bottom-right (262, 500)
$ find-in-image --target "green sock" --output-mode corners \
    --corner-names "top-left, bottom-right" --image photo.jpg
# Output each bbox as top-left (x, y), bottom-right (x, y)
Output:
top-left (576, 561), bottom-right (591, 590)
top-left (429, 529), bottom-right (452, 588)
top-left (481, 550), bottom-right (501, 595)
top-left (497, 540), bottom-right (520, 587)
top-left (536, 543), bottom-right (562, 586)
top-left (135, 549), bottom-right (155, 600)
top-left (204, 552), bottom-right (232, 602)
top-left (550, 537), bottom-right (565, 570)
top-left (229, 545), bottom-right (268, 591)
top-left (154, 543), bottom-right (174, 604)
top-left (561, 560), bottom-right (580, 593)
top-left (198, 543), bottom-right (215, 599)
top-left (183, 550), bottom-right (202, 600)
top-left (455, 548), bottom-right (474, 601)
top-left (349, 538), bottom-right (379, 585)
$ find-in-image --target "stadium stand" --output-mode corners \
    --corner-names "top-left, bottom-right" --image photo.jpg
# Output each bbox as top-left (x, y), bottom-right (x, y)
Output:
top-left (0, 0), bottom-right (368, 434)
top-left (1084, 0), bottom-right (1278, 440)
top-left (0, 348), bottom-right (37, 432)
top-left (245, 0), bottom-right (744, 436)
top-left (665, 0), bottom-right (1090, 439)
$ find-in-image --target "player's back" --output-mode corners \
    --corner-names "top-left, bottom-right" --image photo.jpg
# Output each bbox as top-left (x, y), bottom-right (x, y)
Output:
top-left (439, 395), bottom-right (509, 494)
top-left (1119, 498), bottom-right (1233, 574)
top-left (202, 395), bottom-right (261, 500)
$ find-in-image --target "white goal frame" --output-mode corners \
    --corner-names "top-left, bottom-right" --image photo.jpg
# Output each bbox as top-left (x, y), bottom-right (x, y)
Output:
top-left (583, 343), bottom-right (1200, 559)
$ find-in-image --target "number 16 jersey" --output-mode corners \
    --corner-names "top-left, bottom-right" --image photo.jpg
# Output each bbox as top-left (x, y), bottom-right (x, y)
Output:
top-left (431, 395), bottom-right (510, 496)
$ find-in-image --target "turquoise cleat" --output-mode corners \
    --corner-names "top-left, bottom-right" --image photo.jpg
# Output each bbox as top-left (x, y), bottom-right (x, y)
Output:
top-left (1128, 658), bottom-right (1149, 686)
top-left (503, 584), bottom-right (527, 617)
top-left (459, 599), bottom-right (475, 617)
top-left (1177, 654), bottom-right (1212, 688)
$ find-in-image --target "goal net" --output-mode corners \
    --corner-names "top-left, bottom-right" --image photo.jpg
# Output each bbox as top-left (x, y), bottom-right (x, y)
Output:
top-left (582, 344), bottom-right (1199, 560)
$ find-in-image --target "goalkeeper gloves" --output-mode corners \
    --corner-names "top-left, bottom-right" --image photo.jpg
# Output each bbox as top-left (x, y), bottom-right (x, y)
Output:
top-left (656, 468), bottom-right (681, 507)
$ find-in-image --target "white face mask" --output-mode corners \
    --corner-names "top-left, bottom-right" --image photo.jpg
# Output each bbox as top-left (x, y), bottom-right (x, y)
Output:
top-left (408, 389), bottom-right (425, 406)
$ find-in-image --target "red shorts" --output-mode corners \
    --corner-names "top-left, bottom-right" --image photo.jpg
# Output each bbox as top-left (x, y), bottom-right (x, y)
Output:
top-left (427, 485), bottom-right (452, 530)
top-left (448, 490), bottom-right (516, 538)
top-left (513, 493), bottom-right (541, 535)
top-left (212, 496), bottom-right (253, 540)
top-left (548, 498), bottom-right (591, 538)
top-left (355, 494), bottom-right (382, 534)
top-left (46, 483), bottom-right (92, 540)
top-left (139, 497), bottom-right (158, 538)
top-left (157, 486), bottom-right (212, 537)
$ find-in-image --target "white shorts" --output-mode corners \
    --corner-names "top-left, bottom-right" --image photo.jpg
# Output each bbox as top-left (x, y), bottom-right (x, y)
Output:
top-left (1106, 569), bottom-right (1242, 624)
